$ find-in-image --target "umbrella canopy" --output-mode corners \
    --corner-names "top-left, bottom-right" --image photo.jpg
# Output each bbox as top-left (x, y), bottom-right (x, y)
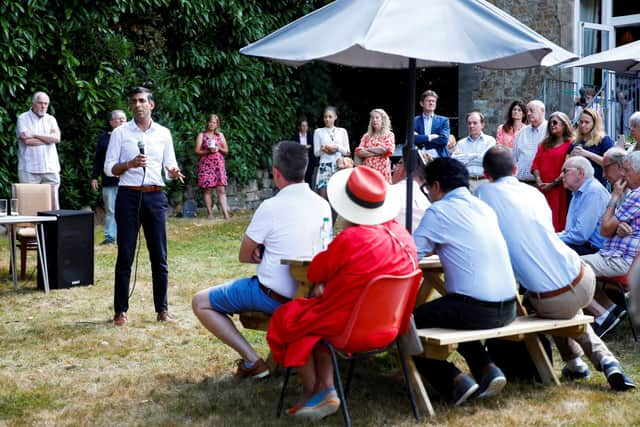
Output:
top-left (240, 0), bottom-right (576, 69)
top-left (240, 0), bottom-right (576, 232)
top-left (563, 40), bottom-right (640, 73)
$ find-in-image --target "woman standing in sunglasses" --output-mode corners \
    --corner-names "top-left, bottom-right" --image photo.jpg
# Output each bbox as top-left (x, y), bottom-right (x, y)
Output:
top-left (531, 111), bottom-right (574, 231)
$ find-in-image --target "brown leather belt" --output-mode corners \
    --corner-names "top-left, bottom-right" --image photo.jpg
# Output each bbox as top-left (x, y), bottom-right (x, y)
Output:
top-left (259, 283), bottom-right (291, 304)
top-left (121, 185), bottom-right (164, 192)
top-left (529, 263), bottom-right (585, 300)
top-left (469, 175), bottom-right (486, 180)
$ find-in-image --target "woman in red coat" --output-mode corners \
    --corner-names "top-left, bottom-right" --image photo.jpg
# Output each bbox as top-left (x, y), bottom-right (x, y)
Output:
top-left (531, 111), bottom-right (574, 231)
top-left (267, 166), bottom-right (418, 421)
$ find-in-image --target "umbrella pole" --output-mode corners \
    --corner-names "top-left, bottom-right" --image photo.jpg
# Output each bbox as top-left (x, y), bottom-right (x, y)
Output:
top-left (404, 58), bottom-right (417, 232)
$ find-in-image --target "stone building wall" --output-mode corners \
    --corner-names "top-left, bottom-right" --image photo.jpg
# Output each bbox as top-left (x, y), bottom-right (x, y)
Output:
top-left (457, 0), bottom-right (576, 137)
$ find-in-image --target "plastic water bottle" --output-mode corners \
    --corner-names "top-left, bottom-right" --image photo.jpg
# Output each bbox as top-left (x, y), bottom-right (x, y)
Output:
top-left (320, 217), bottom-right (332, 250)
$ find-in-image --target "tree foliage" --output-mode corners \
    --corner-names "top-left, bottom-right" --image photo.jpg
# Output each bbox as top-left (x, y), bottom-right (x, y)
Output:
top-left (0, 0), bottom-right (329, 208)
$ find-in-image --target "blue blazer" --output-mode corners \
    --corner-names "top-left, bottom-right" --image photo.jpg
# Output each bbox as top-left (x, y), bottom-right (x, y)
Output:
top-left (413, 114), bottom-right (450, 158)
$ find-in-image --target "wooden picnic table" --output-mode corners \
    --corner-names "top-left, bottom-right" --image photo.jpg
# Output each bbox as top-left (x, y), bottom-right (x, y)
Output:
top-left (276, 255), bottom-right (592, 418)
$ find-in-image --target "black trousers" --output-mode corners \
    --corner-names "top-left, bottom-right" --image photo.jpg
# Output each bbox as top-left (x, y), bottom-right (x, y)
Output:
top-left (413, 294), bottom-right (516, 397)
top-left (114, 187), bottom-right (169, 314)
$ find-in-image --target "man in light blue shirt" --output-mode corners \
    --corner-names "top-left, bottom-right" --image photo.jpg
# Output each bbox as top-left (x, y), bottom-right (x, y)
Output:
top-left (412, 158), bottom-right (517, 406)
top-left (558, 156), bottom-right (609, 254)
top-left (477, 145), bottom-right (634, 391)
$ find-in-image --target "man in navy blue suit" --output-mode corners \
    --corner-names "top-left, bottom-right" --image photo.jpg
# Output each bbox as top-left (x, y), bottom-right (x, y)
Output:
top-left (414, 90), bottom-right (450, 158)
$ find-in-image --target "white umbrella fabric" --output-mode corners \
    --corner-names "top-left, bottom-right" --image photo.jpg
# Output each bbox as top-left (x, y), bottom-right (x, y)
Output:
top-left (240, 0), bottom-right (577, 231)
top-left (563, 40), bottom-right (640, 73)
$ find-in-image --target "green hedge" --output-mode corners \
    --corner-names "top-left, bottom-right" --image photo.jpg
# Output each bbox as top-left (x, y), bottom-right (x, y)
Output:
top-left (0, 0), bottom-right (329, 209)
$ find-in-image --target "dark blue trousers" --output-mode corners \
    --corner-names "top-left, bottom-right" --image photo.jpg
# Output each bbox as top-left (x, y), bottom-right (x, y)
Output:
top-left (114, 187), bottom-right (169, 314)
top-left (413, 294), bottom-right (516, 397)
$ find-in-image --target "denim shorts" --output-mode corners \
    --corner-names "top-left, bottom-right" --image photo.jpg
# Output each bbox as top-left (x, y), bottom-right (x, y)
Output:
top-left (208, 276), bottom-right (281, 315)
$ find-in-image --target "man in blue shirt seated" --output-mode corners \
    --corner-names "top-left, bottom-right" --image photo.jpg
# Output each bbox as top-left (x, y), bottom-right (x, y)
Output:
top-left (558, 156), bottom-right (609, 255)
top-left (412, 158), bottom-right (517, 406)
top-left (477, 145), bottom-right (634, 391)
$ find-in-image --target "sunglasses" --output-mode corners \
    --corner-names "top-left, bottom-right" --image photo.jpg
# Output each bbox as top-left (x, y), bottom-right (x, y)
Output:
top-left (550, 119), bottom-right (562, 125)
top-left (561, 167), bottom-right (576, 174)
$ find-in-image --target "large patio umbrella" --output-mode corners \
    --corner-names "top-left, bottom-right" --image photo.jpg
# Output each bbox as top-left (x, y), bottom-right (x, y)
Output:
top-left (240, 0), bottom-right (577, 231)
top-left (563, 40), bottom-right (640, 73)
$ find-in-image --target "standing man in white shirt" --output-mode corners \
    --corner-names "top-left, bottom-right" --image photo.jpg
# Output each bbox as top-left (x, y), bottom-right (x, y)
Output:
top-left (104, 87), bottom-right (184, 326)
top-left (16, 91), bottom-right (62, 209)
top-left (513, 100), bottom-right (547, 184)
top-left (452, 111), bottom-right (496, 193)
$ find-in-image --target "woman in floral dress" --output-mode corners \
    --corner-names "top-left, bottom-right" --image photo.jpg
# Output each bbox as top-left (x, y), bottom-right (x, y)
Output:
top-left (195, 114), bottom-right (230, 219)
top-left (355, 108), bottom-right (395, 182)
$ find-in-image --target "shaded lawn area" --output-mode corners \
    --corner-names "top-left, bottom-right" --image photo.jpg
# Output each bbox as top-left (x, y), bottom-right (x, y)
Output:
top-left (1, 214), bottom-right (639, 426)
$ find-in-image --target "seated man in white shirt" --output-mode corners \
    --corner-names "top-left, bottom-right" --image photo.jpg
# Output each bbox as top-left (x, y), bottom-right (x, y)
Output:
top-left (390, 151), bottom-right (430, 233)
top-left (452, 111), bottom-right (495, 193)
top-left (192, 141), bottom-right (331, 379)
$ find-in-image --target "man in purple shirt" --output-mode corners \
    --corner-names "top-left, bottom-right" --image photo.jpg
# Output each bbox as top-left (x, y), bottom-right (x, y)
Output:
top-left (583, 151), bottom-right (640, 336)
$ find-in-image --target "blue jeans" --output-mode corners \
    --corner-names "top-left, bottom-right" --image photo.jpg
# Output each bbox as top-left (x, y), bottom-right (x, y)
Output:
top-left (207, 276), bottom-right (281, 315)
top-left (102, 186), bottom-right (118, 241)
top-left (114, 187), bottom-right (169, 314)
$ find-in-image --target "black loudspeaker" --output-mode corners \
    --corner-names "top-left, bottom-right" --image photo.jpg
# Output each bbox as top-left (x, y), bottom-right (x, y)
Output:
top-left (37, 210), bottom-right (94, 290)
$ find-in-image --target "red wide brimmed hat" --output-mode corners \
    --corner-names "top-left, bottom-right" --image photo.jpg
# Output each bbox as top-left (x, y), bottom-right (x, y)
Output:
top-left (327, 166), bottom-right (400, 225)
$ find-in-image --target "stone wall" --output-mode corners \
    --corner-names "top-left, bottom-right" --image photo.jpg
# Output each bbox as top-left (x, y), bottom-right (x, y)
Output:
top-left (457, 0), bottom-right (576, 137)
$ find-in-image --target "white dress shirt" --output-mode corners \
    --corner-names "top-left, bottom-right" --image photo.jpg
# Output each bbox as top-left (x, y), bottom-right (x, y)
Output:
top-left (104, 120), bottom-right (179, 186)
top-left (16, 110), bottom-right (61, 173)
top-left (513, 121), bottom-right (547, 181)
top-left (453, 133), bottom-right (496, 177)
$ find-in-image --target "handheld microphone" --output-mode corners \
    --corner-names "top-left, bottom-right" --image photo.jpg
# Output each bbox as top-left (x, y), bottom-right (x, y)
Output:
top-left (137, 140), bottom-right (146, 171)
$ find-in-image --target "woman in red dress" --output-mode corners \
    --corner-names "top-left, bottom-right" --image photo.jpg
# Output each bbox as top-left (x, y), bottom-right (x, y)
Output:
top-left (531, 111), bottom-right (574, 231)
top-left (267, 166), bottom-right (417, 420)
top-left (194, 114), bottom-right (230, 219)
top-left (355, 108), bottom-right (395, 182)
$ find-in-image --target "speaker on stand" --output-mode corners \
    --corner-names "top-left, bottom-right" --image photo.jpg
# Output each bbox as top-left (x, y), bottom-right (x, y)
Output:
top-left (37, 210), bottom-right (94, 290)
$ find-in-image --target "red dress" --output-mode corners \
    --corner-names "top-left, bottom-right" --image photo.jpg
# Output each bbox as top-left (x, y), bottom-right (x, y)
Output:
top-left (355, 132), bottom-right (395, 183)
top-left (267, 221), bottom-right (417, 368)
top-left (197, 133), bottom-right (227, 188)
top-left (531, 140), bottom-right (572, 231)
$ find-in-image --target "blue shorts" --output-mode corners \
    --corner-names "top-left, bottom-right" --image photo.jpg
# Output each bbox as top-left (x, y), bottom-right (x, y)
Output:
top-left (208, 276), bottom-right (281, 315)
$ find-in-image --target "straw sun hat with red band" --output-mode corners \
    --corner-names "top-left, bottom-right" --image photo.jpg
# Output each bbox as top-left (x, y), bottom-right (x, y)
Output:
top-left (327, 166), bottom-right (400, 226)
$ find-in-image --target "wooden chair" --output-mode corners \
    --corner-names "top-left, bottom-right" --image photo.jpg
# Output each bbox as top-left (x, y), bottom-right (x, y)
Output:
top-left (11, 184), bottom-right (53, 279)
top-left (276, 270), bottom-right (424, 426)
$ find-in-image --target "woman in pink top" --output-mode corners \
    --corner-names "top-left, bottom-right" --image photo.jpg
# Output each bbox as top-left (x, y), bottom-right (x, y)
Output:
top-left (355, 108), bottom-right (395, 182)
top-left (496, 101), bottom-right (527, 148)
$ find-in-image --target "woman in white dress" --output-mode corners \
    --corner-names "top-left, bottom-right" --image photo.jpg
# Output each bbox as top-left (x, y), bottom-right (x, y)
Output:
top-left (313, 106), bottom-right (350, 199)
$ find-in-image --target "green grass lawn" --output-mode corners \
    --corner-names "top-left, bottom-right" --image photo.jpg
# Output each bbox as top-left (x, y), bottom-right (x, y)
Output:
top-left (1, 214), bottom-right (640, 426)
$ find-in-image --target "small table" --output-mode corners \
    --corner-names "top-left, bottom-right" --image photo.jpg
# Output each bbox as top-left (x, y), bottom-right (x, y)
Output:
top-left (0, 215), bottom-right (57, 293)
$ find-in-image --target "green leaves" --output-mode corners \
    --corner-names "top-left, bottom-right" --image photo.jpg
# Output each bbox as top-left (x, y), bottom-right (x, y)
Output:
top-left (0, 0), bottom-right (331, 208)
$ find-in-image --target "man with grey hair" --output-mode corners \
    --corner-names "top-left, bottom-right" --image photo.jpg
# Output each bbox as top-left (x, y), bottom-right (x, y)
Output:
top-left (582, 150), bottom-right (640, 336)
top-left (16, 91), bottom-right (61, 208)
top-left (91, 110), bottom-right (127, 245)
top-left (513, 100), bottom-right (547, 184)
top-left (558, 156), bottom-right (609, 255)
top-left (192, 141), bottom-right (331, 379)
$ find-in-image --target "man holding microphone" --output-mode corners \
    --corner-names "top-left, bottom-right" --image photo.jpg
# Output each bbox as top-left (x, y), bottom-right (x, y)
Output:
top-left (104, 87), bottom-right (184, 326)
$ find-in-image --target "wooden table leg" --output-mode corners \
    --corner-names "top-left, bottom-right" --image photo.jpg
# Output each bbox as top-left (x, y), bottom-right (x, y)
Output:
top-left (405, 356), bottom-right (435, 417)
top-left (524, 335), bottom-right (559, 385)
